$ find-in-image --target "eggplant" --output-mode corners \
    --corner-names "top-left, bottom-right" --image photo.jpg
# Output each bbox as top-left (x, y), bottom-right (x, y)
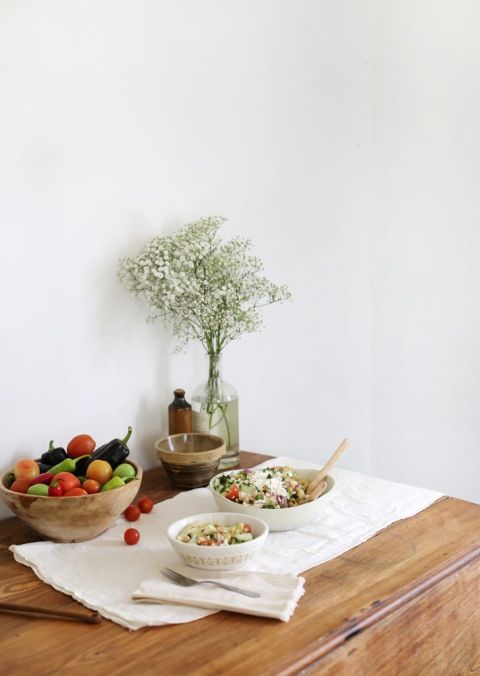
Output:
top-left (39, 441), bottom-right (67, 467)
top-left (89, 427), bottom-right (132, 469)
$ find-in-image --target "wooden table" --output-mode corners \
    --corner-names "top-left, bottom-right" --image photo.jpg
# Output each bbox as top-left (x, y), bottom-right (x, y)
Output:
top-left (0, 452), bottom-right (479, 675)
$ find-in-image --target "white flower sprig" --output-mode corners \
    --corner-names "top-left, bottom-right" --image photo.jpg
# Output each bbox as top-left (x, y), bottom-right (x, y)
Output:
top-left (118, 216), bottom-right (292, 354)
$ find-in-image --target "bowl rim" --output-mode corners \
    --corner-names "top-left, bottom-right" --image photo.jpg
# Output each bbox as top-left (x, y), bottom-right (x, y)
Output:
top-left (155, 433), bottom-right (226, 455)
top-left (0, 459), bottom-right (142, 499)
top-left (167, 511), bottom-right (269, 552)
top-left (209, 467), bottom-right (335, 512)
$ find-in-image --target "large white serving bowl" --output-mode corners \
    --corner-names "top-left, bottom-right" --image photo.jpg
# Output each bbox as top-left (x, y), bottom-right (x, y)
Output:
top-left (209, 468), bottom-right (335, 532)
top-left (167, 512), bottom-right (269, 571)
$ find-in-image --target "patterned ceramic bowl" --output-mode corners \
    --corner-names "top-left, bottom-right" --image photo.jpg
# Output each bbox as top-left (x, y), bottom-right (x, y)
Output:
top-left (166, 512), bottom-right (269, 571)
top-left (155, 434), bottom-right (226, 489)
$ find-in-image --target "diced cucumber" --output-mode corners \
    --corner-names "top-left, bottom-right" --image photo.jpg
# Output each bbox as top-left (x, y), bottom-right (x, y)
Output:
top-left (234, 533), bottom-right (253, 542)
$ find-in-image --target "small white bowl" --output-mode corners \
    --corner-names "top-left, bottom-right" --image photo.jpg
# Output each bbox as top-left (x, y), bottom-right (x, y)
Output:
top-left (209, 468), bottom-right (335, 532)
top-left (166, 512), bottom-right (269, 570)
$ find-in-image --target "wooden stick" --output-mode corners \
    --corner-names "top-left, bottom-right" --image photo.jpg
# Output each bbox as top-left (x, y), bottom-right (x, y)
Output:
top-left (307, 438), bottom-right (351, 496)
top-left (0, 601), bottom-right (101, 624)
top-left (308, 479), bottom-right (328, 501)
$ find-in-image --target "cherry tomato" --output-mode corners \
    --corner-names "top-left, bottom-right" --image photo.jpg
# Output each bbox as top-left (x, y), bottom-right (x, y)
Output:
top-left (10, 478), bottom-right (32, 494)
top-left (48, 481), bottom-right (63, 497)
top-left (137, 497), bottom-right (154, 514)
top-left (243, 523), bottom-right (252, 533)
top-left (226, 484), bottom-right (239, 501)
top-left (124, 505), bottom-right (141, 522)
top-left (124, 528), bottom-right (140, 545)
top-left (82, 479), bottom-right (100, 494)
top-left (55, 472), bottom-right (81, 493)
top-left (14, 459), bottom-right (40, 481)
top-left (67, 434), bottom-right (96, 459)
top-left (86, 460), bottom-right (112, 485)
top-left (63, 487), bottom-right (88, 497)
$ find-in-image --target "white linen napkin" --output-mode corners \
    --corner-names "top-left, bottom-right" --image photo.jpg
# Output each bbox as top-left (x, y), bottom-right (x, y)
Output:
top-left (9, 456), bottom-right (444, 630)
top-left (132, 566), bottom-right (305, 622)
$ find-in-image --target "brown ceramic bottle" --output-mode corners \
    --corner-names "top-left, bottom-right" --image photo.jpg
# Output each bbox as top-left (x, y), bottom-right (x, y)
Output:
top-left (168, 388), bottom-right (193, 434)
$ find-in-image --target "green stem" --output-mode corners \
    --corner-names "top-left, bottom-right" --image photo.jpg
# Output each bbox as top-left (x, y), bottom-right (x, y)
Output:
top-left (201, 352), bottom-right (232, 450)
top-left (121, 427), bottom-right (133, 445)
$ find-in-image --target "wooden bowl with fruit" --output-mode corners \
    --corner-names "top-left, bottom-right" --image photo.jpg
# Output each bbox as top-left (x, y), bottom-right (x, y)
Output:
top-left (0, 427), bottom-right (142, 543)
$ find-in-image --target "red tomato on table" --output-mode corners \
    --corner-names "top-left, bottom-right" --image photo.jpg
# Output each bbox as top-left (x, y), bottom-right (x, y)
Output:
top-left (124, 528), bottom-right (140, 545)
top-left (138, 497), bottom-right (154, 514)
top-left (124, 505), bottom-right (141, 522)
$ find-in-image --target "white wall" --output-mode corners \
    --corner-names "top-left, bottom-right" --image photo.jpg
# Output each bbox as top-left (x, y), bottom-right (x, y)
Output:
top-left (0, 1), bottom-right (372, 518)
top-left (371, 0), bottom-right (480, 502)
top-left (1, 2), bottom-right (478, 522)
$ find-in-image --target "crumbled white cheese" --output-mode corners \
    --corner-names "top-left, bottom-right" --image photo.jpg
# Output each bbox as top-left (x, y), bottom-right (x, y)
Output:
top-left (250, 470), bottom-right (288, 498)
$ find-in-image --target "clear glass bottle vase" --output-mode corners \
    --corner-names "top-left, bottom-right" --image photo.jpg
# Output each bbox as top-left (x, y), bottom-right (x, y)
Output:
top-left (192, 353), bottom-right (240, 468)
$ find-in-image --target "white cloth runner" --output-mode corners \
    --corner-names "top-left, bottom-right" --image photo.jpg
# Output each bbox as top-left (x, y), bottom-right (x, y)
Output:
top-left (9, 456), bottom-right (443, 630)
top-left (132, 566), bottom-right (305, 622)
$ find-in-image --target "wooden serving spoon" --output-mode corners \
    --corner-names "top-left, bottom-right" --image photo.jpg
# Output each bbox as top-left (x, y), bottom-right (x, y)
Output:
top-left (307, 438), bottom-right (351, 500)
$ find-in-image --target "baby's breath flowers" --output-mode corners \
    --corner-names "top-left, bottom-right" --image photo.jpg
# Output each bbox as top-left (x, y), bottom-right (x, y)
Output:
top-left (119, 216), bottom-right (291, 463)
top-left (118, 216), bottom-right (292, 355)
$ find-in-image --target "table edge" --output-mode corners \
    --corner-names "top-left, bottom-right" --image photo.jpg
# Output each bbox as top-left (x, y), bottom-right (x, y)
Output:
top-left (281, 497), bottom-right (480, 674)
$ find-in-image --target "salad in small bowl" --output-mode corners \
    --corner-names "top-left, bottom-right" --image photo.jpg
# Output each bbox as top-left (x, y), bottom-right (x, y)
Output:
top-left (209, 466), bottom-right (335, 531)
top-left (167, 512), bottom-right (269, 570)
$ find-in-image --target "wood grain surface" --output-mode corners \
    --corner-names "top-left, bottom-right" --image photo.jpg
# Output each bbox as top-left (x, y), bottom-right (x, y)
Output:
top-left (0, 452), bottom-right (479, 676)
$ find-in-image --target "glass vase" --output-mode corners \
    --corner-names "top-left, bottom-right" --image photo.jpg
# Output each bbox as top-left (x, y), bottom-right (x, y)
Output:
top-left (192, 353), bottom-right (240, 468)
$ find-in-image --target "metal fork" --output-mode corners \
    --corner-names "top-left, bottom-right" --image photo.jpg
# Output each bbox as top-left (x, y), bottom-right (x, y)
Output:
top-left (160, 567), bottom-right (260, 598)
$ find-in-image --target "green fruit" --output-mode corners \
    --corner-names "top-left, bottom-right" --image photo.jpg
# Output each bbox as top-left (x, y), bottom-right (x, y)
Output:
top-left (112, 463), bottom-right (136, 480)
top-left (101, 476), bottom-right (125, 492)
top-left (27, 484), bottom-right (49, 496)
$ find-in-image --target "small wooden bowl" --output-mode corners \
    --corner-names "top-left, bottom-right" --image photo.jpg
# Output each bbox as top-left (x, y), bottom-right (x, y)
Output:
top-left (0, 461), bottom-right (142, 543)
top-left (155, 433), bottom-right (226, 489)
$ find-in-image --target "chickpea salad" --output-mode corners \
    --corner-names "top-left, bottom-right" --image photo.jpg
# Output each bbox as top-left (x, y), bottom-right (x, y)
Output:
top-left (176, 521), bottom-right (253, 546)
top-left (213, 466), bottom-right (311, 509)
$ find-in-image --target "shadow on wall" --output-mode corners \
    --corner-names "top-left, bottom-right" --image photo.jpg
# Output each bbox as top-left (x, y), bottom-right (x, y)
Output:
top-left (134, 361), bottom-right (171, 470)
top-left (84, 230), bottom-right (174, 471)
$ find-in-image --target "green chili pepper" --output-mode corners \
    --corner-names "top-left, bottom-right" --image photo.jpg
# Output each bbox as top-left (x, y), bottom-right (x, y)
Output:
top-left (50, 457), bottom-right (76, 475)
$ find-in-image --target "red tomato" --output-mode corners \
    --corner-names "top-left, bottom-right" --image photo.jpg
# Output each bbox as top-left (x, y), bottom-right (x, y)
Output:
top-left (243, 523), bottom-right (252, 533)
top-left (124, 505), bottom-right (141, 522)
top-left (48, 481), bottom-right (63, 497)
top-left (63, 487), bottom-right (88, 497)
top-left (82, 479), bottom-right (100, 494)
top-left (124, 528), bottom-right (140, 545)
top-left (226, 484), bottom-right (239, 501)
top-left (86, 460), bottom-right (112, 485)
top-left (10, 478), bottom-right (32, 494)
top-left (137, 497), bottom-right (154, 514)
top-left (55, 472), bottom-right (80, 493)
top-left (67, 434), bottom-right (96, 459)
